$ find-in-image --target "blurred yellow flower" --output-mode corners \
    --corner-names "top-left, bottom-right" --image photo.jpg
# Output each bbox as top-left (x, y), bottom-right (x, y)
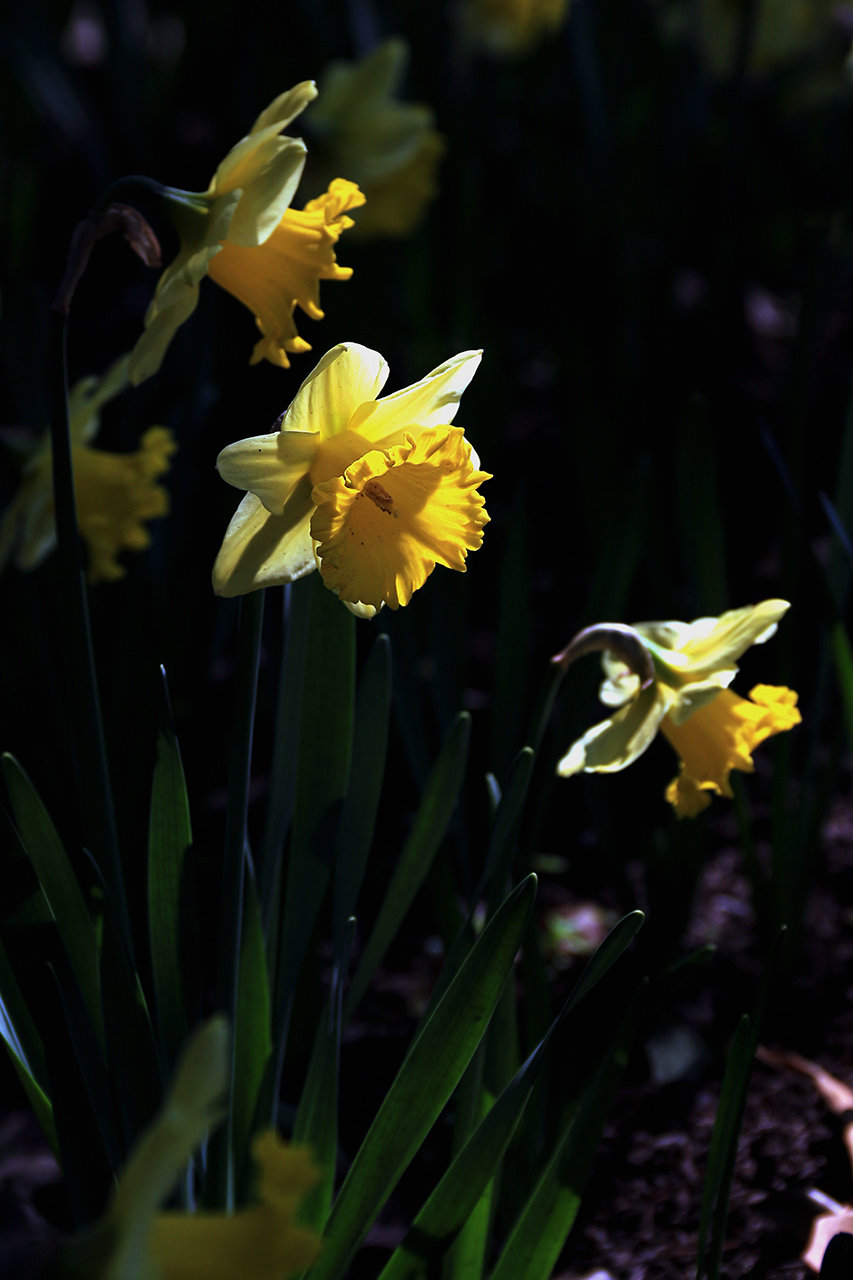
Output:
top-left (0, 355), bottom-right (175, 583)
top-left (306, 40), bottom-right (443, 238)
top-left (61, 1018), bottom-right (322, 1280)
top-left (697, 0), bottom-right (839, 76)
top-left (213, 342), bottom-right (490, 616)
top-left (555, 600), bottom-right (801, 817)
top-left (459, 0), bottom-right (570, 55)
top-left (128, 82), bottom-right (361, 383)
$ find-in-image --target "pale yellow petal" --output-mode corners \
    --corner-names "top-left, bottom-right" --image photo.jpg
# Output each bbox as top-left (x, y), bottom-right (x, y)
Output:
top-left (349, 350), bottom-right (483, 446)
top-left (556, 683), bottom-right (671, 776)
top-left (215, 431), bottom-right (318, 515)
top-left (250, 81), bottom-right (318, 135)
top-left (212, 491), bottom-right (316, 597)
top-left (282, 343), bottom-right (389, 440)
top-left (224, 141), bottom-right (308, 248)
top-left (637, 600), bottom-right (790, 677)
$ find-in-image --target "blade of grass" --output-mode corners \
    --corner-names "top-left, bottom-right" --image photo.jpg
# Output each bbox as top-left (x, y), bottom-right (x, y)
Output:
top-left (342, 711), bottom-right (471, 1025)
top-left (232, 865), bottom-right (272, 1200)
top-left (308, 875), bottom-right (537, 1280)
top-left (333, 634), bottom-right (392, 950)
top-left (489, 983), bottom-right (645, 1280)
top-left (148, 665), bottom-right (197, 1072)
top-left (2, 754), bottom-right (102, 1049)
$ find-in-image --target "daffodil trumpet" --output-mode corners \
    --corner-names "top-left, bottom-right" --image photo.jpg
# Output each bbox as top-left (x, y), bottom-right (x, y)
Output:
top-left (212, 341), bottom-right (490, 617)
top-left (555, 600), bottom-right (802, 817)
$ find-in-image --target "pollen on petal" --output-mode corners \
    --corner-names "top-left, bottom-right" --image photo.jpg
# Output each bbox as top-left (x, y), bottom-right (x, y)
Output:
top-left (310, 425), bottom-right (490, 611)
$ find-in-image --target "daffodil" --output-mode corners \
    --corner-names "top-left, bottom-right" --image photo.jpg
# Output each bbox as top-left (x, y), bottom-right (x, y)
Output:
top-left (212, 342), bottom-right (490, 617)
top-left (61, 1018), bottom-right (323, 1280)
top-left (555, 600), bottom-right (801, 817)
top-left (0, 355), bottom-right (175, 583)
top-left (306, 40), bottom-right (444, 238)
top-left (696, 0), bottom-right (839, 76)
top-left (128, 81), bottom-right (361, 383)
top-left (458, 0), bottom-right (570, 55)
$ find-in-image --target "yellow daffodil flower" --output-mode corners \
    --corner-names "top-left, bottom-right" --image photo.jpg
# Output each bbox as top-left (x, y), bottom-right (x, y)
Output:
top-left (0, 355), bottom-right (175, 583)
top-left (458, 0), bottom-right (570, 55)
top-left (555, 600), bottom-right (801, 817)
top-left (61, 1018), bottom-right (322, 1280)
top-left (697, 0), bottom-right (838, 76)
top-left (306, 40), bottom-right (444, 238)
top-left (206, 178), bottom-right (365, 368)
top-left (212, 342), bottom-right (490, 617)
top-left (128, 81), bottom-right (362, 383)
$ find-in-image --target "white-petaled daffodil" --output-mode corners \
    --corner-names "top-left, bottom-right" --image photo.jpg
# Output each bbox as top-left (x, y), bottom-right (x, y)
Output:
top-left (555, 600), bottom-right (801, 817)
top-left (212, 342), bottom-right (490, 617)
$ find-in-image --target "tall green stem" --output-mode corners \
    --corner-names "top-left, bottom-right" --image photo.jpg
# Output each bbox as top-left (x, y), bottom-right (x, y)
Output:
top-left (48, 307), bottom-right (131, 951)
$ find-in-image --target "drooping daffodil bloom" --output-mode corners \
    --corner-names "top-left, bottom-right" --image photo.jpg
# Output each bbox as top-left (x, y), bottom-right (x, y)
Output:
top-left (555, 600), bottom-right (801, 817)
top-left (458, 0), bottom-right (570, 55)
top-left (0, 354), bottom-right (175, 583)
top-left (128, 81), bottom-right (364, 384)
top-left (212, 342), bottom-right (490, 617)
top-left (306, 40), bottom-right (444, 239)
top-left (60, 1017), bottom-right (323, 1280)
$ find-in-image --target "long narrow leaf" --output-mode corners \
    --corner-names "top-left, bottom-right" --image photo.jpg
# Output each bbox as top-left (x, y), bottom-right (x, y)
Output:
top-left (308, 875), bottom-right (537, 1280)
top-left (489, 984), bottom-right (644, 1280)
top-left (343, 712), bottom-right (471, 1024)
top-left (148, 666), bottom-right (197, 1071)
top-left (2, 754), bottom-right (102, 1047)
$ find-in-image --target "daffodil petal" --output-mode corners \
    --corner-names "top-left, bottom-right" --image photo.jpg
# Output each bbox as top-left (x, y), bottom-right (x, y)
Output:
top-left (216, 431), bottom-right (319, 515)
top-left (224, 140), bottom-right (308, 248)
top-left (349, 350), bottom-right (483, 446)
top-left (638, 600), bottom-right (790, 675)
top-left (250, 81), bottom-right (318, 135)
top-left (212, 491), bottom-right (316, 597)
top-left (556, 683), bottom-right (670, 776)
top-left (282, 343), bottom-right (389, 440)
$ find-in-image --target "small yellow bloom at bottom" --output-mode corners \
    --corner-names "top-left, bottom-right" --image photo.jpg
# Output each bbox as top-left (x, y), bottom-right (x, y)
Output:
top-left (310, 425), bottom-right (490, 611)
top-left (661, 684), bottom-right (802, 818)
top-left (206, 179), bottom-right (365, 369)
top-left (149, 1132), bottom-right (322, 1280)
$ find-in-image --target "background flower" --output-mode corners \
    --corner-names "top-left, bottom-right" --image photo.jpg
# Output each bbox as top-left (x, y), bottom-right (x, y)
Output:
top-left (0, 355), bottom-right (175, 583)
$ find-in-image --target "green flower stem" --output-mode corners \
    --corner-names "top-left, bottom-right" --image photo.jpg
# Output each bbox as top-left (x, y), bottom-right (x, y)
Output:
top-left (213, 587), bottom-right (264, 1207)
top-left (48, 307), bottom-right (131, 952)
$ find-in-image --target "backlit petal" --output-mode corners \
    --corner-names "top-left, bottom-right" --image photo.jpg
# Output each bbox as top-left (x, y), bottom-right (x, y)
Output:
top-left (556, 682), bottom-right (671, 776)
top-left (282, 343), bottom-right (389, 440)
top-left (216, 431), bottom-right (318, 515)
top-left (212, 491), bottom-right (316, 597)
top-left (349, 350), bottom-right (483, 447)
